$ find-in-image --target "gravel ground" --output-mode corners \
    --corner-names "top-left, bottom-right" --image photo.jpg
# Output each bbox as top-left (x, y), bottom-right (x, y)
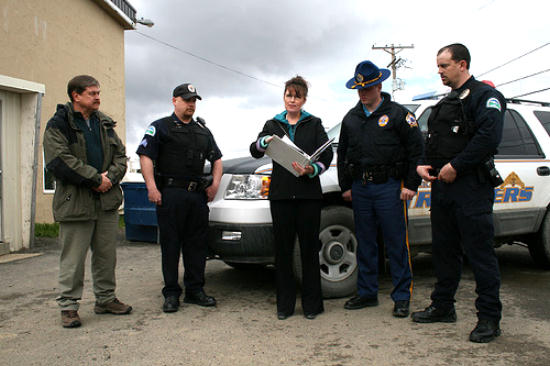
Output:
top-left (0, 236), bottom-right (549, 366)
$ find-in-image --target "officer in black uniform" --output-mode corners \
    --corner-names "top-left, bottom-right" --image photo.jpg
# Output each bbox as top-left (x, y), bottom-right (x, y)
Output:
top-left (137, 83), bottom-right (223, 313)
top-left (412, 44), bottom-right (506, 343)
top-left (337, 60), bottom-right (423, 318)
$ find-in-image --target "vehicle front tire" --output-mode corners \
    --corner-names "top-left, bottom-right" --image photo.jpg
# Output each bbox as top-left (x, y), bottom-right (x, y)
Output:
top-left (293, 205), bottom-right (358, 298)
top-left (527, 211), bottom-right (550, 270)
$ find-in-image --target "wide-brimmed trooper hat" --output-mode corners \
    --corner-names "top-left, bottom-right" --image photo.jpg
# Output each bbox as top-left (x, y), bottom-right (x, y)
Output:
top-left (345, 60), bottom-right (391, 89)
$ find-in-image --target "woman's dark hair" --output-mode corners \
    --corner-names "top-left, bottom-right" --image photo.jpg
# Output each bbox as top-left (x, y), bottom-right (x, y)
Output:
top-left (284, 75), bottom-right (308, 98)
top-left (438, 43), bottom-right (471, 70)
top-left (67, 75), bottom-right (100, 101)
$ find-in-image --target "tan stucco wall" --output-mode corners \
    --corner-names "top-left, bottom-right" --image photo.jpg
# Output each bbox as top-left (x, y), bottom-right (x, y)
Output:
top-left (0, 0), bottom-right (128, 223)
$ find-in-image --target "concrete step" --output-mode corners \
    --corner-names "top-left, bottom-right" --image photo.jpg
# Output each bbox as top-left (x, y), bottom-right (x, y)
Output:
top-left (0, 242), bottom-right (9, 256)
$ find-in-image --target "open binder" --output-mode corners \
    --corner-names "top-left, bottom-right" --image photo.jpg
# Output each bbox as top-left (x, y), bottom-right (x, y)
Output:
top-left (265, 135), bottom-right (334, 177)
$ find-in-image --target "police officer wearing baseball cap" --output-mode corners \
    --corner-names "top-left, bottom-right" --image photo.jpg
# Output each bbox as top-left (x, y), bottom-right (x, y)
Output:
top-left (137, 83), bottom-right (223, 313)
top-left (173, 83), bottom-right (202, 100)
top-left (412, 44), bottom-right (506, 343)
top-left (337, 61), bottom-right (423, 317)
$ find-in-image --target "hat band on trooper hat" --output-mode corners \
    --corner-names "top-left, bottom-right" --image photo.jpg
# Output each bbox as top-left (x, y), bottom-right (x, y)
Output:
top-left (350, 72), bottom-right (383, 89)
top-left (346, 60), bottom-right (391, 90)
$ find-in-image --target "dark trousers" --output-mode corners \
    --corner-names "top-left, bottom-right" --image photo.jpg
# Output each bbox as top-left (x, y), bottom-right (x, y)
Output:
top-left (430, 174), bottom-right (502, 321)
top-left (351, 178), bottom-right (413, 301)
top-left (270, 199), bottom-right (324, 315)
top-left (156, 187), bottom-right (209, 298)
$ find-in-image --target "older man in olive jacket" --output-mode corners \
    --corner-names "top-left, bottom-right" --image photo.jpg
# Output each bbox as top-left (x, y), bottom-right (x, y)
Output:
top-left (43, 75), bottom-right (131, 328)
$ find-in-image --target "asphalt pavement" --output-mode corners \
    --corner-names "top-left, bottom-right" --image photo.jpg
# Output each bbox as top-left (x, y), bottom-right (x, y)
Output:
top-left (1, 234), bottom-right (549, 366)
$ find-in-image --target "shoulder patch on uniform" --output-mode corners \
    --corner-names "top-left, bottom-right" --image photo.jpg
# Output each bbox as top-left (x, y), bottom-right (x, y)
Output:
top-left (139, 138), bottom-right (148, 148)
top-left (406, 112), bottom-right (418, 128)
top-left (145, 125), bottom-right (156, 136)
top-left (378, 115), bottom-right (389, 127)
top-left (486, 97), bottom-right (501, 112)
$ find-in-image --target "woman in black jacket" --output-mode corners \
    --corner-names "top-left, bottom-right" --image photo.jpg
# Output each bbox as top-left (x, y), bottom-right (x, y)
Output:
top-left (250, 76), bottom-right (333, 320)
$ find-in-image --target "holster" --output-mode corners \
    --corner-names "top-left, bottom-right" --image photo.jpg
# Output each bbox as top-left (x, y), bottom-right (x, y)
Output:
top-left (199, 175), bottom-right (214, 191)
top-left (154, 173), bottom-right (163, 191)
top-left (479, 157), bottom-right (503, 187)
top-left (393, 161), bottom-right (406, 179)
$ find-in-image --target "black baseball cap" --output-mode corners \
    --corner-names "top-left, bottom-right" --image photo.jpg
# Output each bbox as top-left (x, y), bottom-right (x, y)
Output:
top-left (173, 83), bottom-right (202, 100)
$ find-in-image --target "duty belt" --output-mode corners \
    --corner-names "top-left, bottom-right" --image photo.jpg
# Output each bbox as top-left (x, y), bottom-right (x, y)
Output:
top-left (358, 167), bottom-right (382, 184)
top-left (360, 165), bottom-right (401, 184)
top-left (162, 177), bottom-right (201, 191)
top-left (361, 169), bottom-right (388, 184)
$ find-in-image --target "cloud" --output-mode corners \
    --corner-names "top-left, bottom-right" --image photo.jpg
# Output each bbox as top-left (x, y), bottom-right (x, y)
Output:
top-left (125, 0), bottom-right (550, 162)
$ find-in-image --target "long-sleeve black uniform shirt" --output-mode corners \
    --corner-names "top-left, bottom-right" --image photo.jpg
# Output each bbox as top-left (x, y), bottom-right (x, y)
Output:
top-left (446, 77), bottom-right (506, 175)
top-left (337, 92), bottom-right (423, 192)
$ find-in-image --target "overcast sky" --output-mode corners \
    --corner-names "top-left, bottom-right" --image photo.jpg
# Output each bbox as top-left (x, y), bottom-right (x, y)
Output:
top-left (124, 0), bottom-right (550, 164)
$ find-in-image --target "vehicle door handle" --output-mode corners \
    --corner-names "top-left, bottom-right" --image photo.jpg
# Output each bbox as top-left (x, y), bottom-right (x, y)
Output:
top-left (537, 166), bottom-right (550, 176)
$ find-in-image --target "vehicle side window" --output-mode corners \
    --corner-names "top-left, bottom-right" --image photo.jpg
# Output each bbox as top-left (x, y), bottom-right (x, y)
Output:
top-left (533, 110), bottom-right (550, 137)
top-left (496, 110), bottom-right (543, 158)
top-left (416, 107), bottom-right (432, 134)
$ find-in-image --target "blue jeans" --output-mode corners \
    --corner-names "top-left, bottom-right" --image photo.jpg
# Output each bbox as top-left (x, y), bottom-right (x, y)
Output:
top-left (352, 178), bottom-right (413, 301)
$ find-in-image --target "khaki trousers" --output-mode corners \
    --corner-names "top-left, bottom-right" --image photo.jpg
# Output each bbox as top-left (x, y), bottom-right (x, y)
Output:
top-left (56, 207), bottom-right (119, 310)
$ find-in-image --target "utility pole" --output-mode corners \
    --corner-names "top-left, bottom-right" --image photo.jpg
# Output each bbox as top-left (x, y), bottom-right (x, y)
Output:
top-left (372, 44), bottom-right (414, 97)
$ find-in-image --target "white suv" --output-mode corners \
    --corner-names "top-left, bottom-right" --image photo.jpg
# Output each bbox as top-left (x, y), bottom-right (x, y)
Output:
top-left (207, 98), bottom-right (550, 298)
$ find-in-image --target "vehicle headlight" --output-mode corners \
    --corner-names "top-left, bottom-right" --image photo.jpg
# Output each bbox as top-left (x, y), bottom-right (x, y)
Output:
top-left (224, 174), bottom-right (271, 200)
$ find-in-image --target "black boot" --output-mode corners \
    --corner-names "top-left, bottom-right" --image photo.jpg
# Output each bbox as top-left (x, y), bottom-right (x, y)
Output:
top-left (411, 305), bottom-right (457, 323)
top-left (469, 319), bottom-right (501, 343)
top-left (163, 296), bottom-right (180, 313)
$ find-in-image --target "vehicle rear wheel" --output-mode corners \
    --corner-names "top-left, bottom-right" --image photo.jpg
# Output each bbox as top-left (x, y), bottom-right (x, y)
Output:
top-left (293, 205), bottom-right (358, 298)
top-left (527, 211), bottom-right (550, 270)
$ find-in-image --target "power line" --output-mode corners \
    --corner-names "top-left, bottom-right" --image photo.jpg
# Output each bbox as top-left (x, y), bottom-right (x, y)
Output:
top-left (476, 42), bottom-right (550, 78)
top-left (135, 31), bottom-right (281, 89)
top-left (496, 68), bottom-right (550, 88)
top-left (510, 87), bottom-right (550, 99)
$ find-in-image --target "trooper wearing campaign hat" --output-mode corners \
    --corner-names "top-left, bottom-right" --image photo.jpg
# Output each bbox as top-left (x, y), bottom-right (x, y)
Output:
top-left (337, 60), bottom-right (423, 317)
top-left (345, 60), bottom-right (391, 89)
top-left (137, 83), bottom-right (223, 313)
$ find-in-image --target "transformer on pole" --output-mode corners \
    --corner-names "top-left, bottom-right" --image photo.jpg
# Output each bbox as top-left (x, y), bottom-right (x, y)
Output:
top-left (372, 44), bottom-right (414, 98)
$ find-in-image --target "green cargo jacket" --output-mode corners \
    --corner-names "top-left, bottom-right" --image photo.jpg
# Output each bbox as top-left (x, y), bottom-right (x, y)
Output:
top-left (43, 102), bottom-right (127, 222)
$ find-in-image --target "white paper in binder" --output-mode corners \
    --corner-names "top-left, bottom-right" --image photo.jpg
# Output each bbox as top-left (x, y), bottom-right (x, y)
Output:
top-left (265, 135), bottom-right (334, 177)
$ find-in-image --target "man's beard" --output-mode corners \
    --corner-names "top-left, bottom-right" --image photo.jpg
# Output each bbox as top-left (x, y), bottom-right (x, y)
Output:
top-left (183, 110), bottom-right (194, 119)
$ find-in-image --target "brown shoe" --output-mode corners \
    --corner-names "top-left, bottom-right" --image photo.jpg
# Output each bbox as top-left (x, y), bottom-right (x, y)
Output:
top-left (94, 298), bottom-right (132, 315)
top-left (61, 310), bottom-right (81, 328)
